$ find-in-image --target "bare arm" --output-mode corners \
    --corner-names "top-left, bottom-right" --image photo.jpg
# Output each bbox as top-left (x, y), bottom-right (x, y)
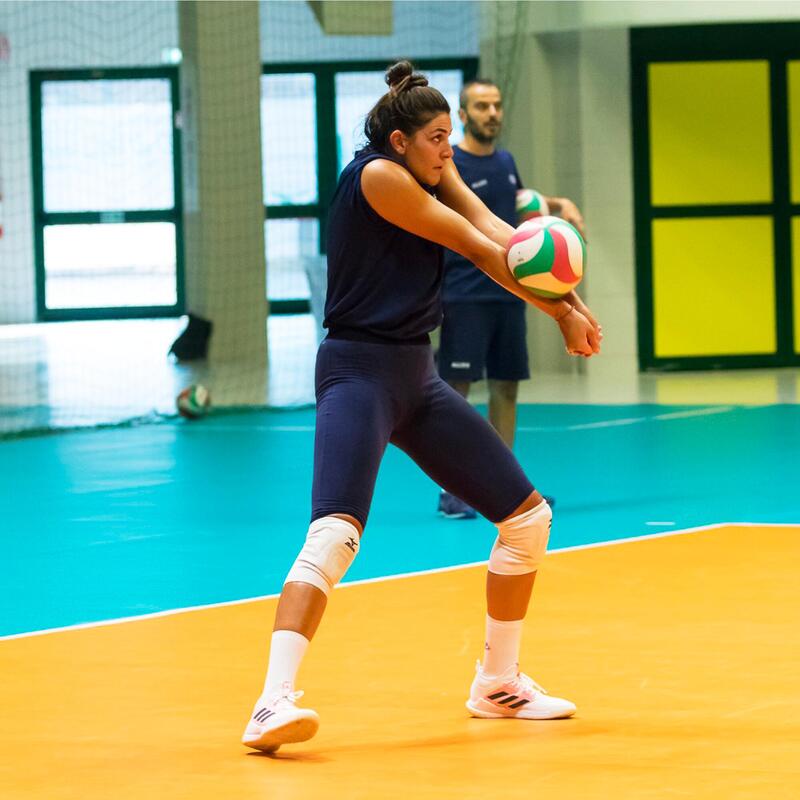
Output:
top-left (361, 159), bottom-right (600, 356)
top-left (429, 159), bottom-right (581, 322)
top-left (361, 158), bottom-right (569, 314)
top-left (435, 159), bottom-right (515, 247)
top-left (436, 161), bottom-right (599, 346)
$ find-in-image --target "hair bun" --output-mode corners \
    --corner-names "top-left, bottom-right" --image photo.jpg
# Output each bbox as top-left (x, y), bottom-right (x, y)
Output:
top-left (385, 60), bottom-right (428, 95)
top-left (386, 60), bottom-right (413, 87)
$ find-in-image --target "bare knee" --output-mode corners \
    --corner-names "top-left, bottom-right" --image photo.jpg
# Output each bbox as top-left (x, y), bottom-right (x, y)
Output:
top-left (330, 513), bottom-right (364, 537)
top-left (504, 490), bottom-right (544, 520)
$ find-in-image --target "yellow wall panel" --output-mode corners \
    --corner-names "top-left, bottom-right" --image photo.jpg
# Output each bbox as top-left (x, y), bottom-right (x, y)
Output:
top-left (793, 217), bottom-right (800, 354)
top-left (649, 61), bottom-right (772, 205)
top-left (790, 63), bottom-right (800, 205)
top-left (653, 217), bottom-right (776, 357)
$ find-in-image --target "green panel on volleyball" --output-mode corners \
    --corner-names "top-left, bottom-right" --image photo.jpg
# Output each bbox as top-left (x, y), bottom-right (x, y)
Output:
top-left (521, 286), bottom-right (564, 299)
top-left (507, 217), bottom-right (585, 298)
top-left (516, 189), bottom-right (549, 222)
top-left (512, 233), bottom-right (554, 279)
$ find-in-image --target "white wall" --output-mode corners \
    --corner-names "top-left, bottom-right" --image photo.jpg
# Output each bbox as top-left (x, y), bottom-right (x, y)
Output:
top-left (526, 0), bottom-right (800, 33)
top-left (493, 24), bottom-right (636, 379)
top-left (575, 27), bottom-right (637, 377)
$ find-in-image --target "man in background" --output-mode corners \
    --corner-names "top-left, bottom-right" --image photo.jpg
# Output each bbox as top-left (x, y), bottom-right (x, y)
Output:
top-left (437, 79), bottom-right (586, 519)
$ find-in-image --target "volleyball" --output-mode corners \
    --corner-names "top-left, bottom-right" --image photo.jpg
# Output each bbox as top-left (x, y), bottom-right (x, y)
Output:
top-left (506, 216), bottom-right (585, 298)
top-left (515, 188), bottom-right (549, 222)
top-left (177, 384), bottom-right (211, 419)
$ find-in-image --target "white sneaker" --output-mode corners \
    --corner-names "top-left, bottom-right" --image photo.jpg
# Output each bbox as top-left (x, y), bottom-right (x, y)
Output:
top-left (242, 682), bottom-right (320, 752)
top-left (466, 662), bottom-right (576, 720)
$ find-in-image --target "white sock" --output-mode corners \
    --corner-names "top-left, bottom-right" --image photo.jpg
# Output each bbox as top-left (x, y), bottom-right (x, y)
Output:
top-left (262, 629), bottom-right (309, 696)
top-left (481, 616), bottom-right (523, 678)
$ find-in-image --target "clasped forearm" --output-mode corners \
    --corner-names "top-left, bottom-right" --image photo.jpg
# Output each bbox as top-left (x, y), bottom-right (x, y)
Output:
top-left (555, 303), bottom-right (575, 322)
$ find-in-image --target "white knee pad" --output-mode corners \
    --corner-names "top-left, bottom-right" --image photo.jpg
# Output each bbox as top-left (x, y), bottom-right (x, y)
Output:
top-left (284, 516), bottom-right (360, 596)
top-left (488, 500), bottom-right (552, 575)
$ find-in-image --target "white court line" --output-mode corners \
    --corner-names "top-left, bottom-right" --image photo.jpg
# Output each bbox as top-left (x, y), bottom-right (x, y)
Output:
top-left (195, 425), bottom-right (316, 432)
top-left (518, 405), bottom-right (737, 433)
top-left (653, 407), bottom-right (736, 421)
top-left (258, 425), bottom-right (315, 432)
top-left (2, 520), bottom-right (795, 642)
top-left (199, 406), bottom-right (742, 436)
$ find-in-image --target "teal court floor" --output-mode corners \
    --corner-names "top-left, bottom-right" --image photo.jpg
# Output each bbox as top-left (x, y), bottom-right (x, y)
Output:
top-left (2, 401), bottom-right (798, 639)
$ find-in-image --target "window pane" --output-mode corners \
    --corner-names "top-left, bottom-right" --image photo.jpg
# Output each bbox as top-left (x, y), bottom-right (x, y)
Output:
top-left (789, 61), bottom-right (800, 204)
top-left (652, 217), bottom-right (775, 357)
top-left (262, 74), bottom-right (317, 205)
top-left (268, 314), bottom-right (317, 407)
top-left (793, 217), bottom-right (800, 354)
top-left (44, 223), bottom-right (177, 309)
top-left (335, 69), bottom-right (464, 173)
top-left (648, 61), bottom-right (772, 205)
top-left (42, 79), bottom-right (175, 212)
top-left (265, 218), bottom-right (319, 300)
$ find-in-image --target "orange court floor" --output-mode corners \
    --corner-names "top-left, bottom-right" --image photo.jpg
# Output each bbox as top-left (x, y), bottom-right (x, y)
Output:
top-left (1, 524), bottom-right (798, 800)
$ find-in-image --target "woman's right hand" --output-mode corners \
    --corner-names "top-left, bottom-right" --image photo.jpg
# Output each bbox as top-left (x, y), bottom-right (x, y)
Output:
top-left (557, 307), bottom-right (601, 357)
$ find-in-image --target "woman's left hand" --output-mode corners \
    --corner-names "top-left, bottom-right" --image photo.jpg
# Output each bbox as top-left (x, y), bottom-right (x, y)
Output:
top-left (567, 292), bottom-right (602, 342)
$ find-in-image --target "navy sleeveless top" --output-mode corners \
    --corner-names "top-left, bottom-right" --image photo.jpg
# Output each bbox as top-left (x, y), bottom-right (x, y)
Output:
top-left (324, 148), bottom-right (444, 343)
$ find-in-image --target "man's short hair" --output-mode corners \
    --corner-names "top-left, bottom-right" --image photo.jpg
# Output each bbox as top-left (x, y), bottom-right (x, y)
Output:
top-left (459, 78), bottom-right (500, 110)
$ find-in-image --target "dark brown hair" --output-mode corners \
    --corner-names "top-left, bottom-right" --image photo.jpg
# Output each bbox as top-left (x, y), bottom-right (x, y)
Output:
top-left (363, 60), bottom-right (450, 154)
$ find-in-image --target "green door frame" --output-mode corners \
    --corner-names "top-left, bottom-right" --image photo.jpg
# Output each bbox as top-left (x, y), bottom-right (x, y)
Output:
top-left (262, 57), bottom-right (478, 315)
top-left (30, 66), bottom-right (184, 322)
top-left (631, 23), bottom-right (800, 371)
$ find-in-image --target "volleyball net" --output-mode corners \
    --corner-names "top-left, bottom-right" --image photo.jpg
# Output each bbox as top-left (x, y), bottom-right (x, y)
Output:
top-left (0, 0), bottom-right (488, 437)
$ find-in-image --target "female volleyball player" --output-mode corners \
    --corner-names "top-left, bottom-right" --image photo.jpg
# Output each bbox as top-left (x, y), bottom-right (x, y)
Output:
top-left (243, 61), bottom-right (601, 752)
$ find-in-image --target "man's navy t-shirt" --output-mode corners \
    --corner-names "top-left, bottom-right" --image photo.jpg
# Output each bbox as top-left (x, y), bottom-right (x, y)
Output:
top-left (442, 146), bottom-right (524, 305)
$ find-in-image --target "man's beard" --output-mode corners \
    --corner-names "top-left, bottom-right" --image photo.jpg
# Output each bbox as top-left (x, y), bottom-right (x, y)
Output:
top-left (465, 113), bottom-right (500, 144)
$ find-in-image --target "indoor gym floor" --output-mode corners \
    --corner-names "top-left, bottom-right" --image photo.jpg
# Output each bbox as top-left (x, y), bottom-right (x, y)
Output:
top-left (1, 400), bottom-right (799, 799)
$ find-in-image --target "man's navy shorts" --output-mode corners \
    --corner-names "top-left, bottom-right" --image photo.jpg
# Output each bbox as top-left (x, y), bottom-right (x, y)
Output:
top-left (438, 301), bottom-right (529, 383)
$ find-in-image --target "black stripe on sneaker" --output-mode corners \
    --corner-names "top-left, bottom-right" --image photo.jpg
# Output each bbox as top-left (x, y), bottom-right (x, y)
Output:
top-left (254, 709), bottom-right (274, 723)
top-left (498, 695), bottom-right (518, 705)
top-left (487, 691), bottom-right (508, 701)
top-left (509, 698), bottom-right (530, 709)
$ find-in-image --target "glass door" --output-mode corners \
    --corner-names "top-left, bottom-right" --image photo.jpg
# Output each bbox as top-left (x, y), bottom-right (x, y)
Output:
top-left (31, 68), bottom-right (182, 320)
top-left (261, 72), bottom-right (318, 311)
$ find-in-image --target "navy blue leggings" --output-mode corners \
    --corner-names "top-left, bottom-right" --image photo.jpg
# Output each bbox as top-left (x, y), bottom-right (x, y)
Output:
top-left (311, 337), bottom-right (535, 528)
